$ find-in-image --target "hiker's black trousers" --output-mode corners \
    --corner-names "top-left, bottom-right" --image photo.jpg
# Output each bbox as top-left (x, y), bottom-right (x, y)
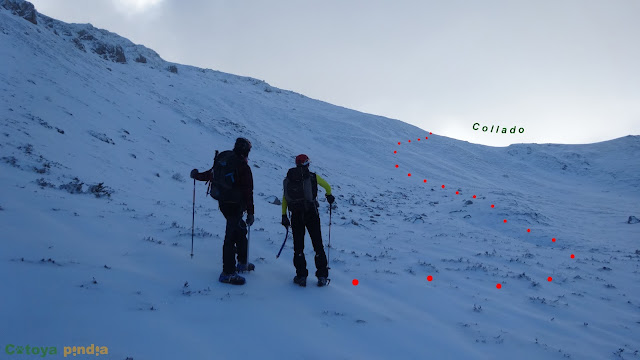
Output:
top-left (291, 208), bottom-right (328, 278)
top-left (219, 204), bottom-right (248, 274)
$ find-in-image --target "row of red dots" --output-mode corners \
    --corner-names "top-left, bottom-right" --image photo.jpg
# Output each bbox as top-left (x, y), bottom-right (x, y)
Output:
top-left (389, 134), bottom-right (575, 289)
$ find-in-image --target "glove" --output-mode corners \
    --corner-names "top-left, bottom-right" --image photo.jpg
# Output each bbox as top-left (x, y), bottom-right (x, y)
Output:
top-left (326, 194), bottom-right (335, 204)
top-left (246, 214), bottom-right (254, 226)
top-left (281, 214), bottom-right (290, 228)
top-left (190, 169), bottom-right (199, 179)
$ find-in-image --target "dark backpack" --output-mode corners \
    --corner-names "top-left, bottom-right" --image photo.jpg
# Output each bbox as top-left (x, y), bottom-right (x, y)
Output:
top-left (208, 150), bottom-right (242, 204)
top-left (283, 166), bottom-right (318, 212)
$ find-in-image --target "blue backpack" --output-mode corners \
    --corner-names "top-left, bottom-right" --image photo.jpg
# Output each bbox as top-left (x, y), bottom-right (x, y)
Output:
top-left (208, 150), bottom-right (242, 204)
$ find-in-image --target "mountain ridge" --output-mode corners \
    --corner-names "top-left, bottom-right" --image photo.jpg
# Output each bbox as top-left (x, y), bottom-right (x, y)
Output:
top-left (1, 2), bottom-right (639, 359)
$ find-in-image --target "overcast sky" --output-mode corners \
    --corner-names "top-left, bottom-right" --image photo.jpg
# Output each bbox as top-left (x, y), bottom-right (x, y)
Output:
top-left (29, 0), bottom-right (640, 146)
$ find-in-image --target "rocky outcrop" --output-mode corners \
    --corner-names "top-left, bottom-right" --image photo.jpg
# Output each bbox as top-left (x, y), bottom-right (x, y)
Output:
top-left (2, 0), bottom-right (166, 68)
top-left (135, 54), bottom-right (147, 63)
top-left (76, 29), bottom-right (94, 41)
top-left (72, 38), bottom-right (86, 52)
top-left (1, 0), bottom-right (37, 24)
top-left (92, 41), bottom-right (127, 63)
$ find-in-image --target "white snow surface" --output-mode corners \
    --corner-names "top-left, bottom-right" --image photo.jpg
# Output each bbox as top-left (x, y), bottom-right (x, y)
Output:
top-left (1, 1), bottom-right (639, 359)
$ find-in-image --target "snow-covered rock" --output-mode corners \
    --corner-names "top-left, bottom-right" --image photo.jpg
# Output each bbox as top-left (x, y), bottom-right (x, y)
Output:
top-left (1, 2), bottom-right (639, 359)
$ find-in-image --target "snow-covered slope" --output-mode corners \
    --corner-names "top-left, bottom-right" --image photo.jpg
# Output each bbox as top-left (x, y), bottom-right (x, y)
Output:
top-left (1, 1), bottom-right (639, 359)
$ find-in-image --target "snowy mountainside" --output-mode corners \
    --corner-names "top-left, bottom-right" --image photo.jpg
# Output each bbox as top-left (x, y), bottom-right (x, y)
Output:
top-left (1, 1), bottom-right (640, 359)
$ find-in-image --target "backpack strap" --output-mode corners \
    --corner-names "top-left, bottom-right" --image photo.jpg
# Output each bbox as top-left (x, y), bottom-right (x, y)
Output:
top-left (206, 150), bottom-right (219, 197)
top-left (310, 171), bottom-right (318, 200)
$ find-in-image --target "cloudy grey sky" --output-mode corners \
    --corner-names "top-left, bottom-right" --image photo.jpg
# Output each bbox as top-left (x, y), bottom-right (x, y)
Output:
top-left (30, 0), bottom-right (640, 146)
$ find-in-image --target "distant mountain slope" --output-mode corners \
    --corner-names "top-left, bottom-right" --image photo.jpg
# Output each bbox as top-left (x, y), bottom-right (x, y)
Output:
top-left (1, 1), bottom-right (639, 359)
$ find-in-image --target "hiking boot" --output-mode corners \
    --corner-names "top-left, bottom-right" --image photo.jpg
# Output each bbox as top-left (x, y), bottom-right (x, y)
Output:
top-left (219, 271), bottom-right (245, 285)
top-left (236, 262), bottom-right (255, 273)
top-left (293, 275), bottom-right (307, 287)
top-left (317, 277), bottom-right (330, 287)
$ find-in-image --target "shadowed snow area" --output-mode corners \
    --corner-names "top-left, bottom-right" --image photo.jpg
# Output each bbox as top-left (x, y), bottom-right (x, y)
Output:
top-left (1, 1), bottom-right (639, 359)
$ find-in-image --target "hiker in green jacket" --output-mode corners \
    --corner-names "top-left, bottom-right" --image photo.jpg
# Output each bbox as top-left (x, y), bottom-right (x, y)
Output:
top-left (281, 154), bottom-right (335, 287)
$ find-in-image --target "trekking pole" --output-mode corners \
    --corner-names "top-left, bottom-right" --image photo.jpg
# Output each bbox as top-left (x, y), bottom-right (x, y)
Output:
top-left (247, 223), bottom-right (251, 266)
top-left (191, 178), bottom-right (195, 259)
top-left (327, 205), bottom-right (332, 269)
top-left (276, 226), bottom-right (289, 258)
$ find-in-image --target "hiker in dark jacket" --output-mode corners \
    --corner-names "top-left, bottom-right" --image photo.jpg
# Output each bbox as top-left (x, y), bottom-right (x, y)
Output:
top-left (190, 137), bottom-right (255, 285)
top-left (281, 154), bottom-right (335, 287)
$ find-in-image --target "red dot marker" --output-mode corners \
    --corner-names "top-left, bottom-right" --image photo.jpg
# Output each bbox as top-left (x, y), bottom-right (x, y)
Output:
top-left (408, 173), bottom-right (411, 177)
top-left (427, 275), bottom-right (433, 282)
top-left (408, 140), bottom-right (411, 143)
top-left (496, 283), bottom-right (502, 289)
top-left (547, 277), bottom-right (552, 282)
top-left (430, 132), bottom-right (432, 134)
top-left (394, 151), bottom-right (397, 154)
top-left (503, 219), bottom-right (507, 223)
top-left (491, 204), bottom-right (495, 208)
top-left (441, 185), bottom-right (445, 189)
top-left (425, 137), bottom-right (428, 139)
top-left (352, 279), bottom-right (359, 286)
top-left (395, 164), bottom-right (399, 168)
top-left (472, 195), bottom-right (476, 199)
top-left (417, 138), bottom-right (421, 141)
top-left (552, 238), bottom-right (556, 242)
top-left (398, 142), bottom-right (401, 145)
top-left (455, 191), bottom-right (459, 195)
top-left (570, 254), bottom-right (575, 259)
top-left (423, 179), bottom-right (427, 183)
top-left (527, 229), bottom-right (531, 233)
